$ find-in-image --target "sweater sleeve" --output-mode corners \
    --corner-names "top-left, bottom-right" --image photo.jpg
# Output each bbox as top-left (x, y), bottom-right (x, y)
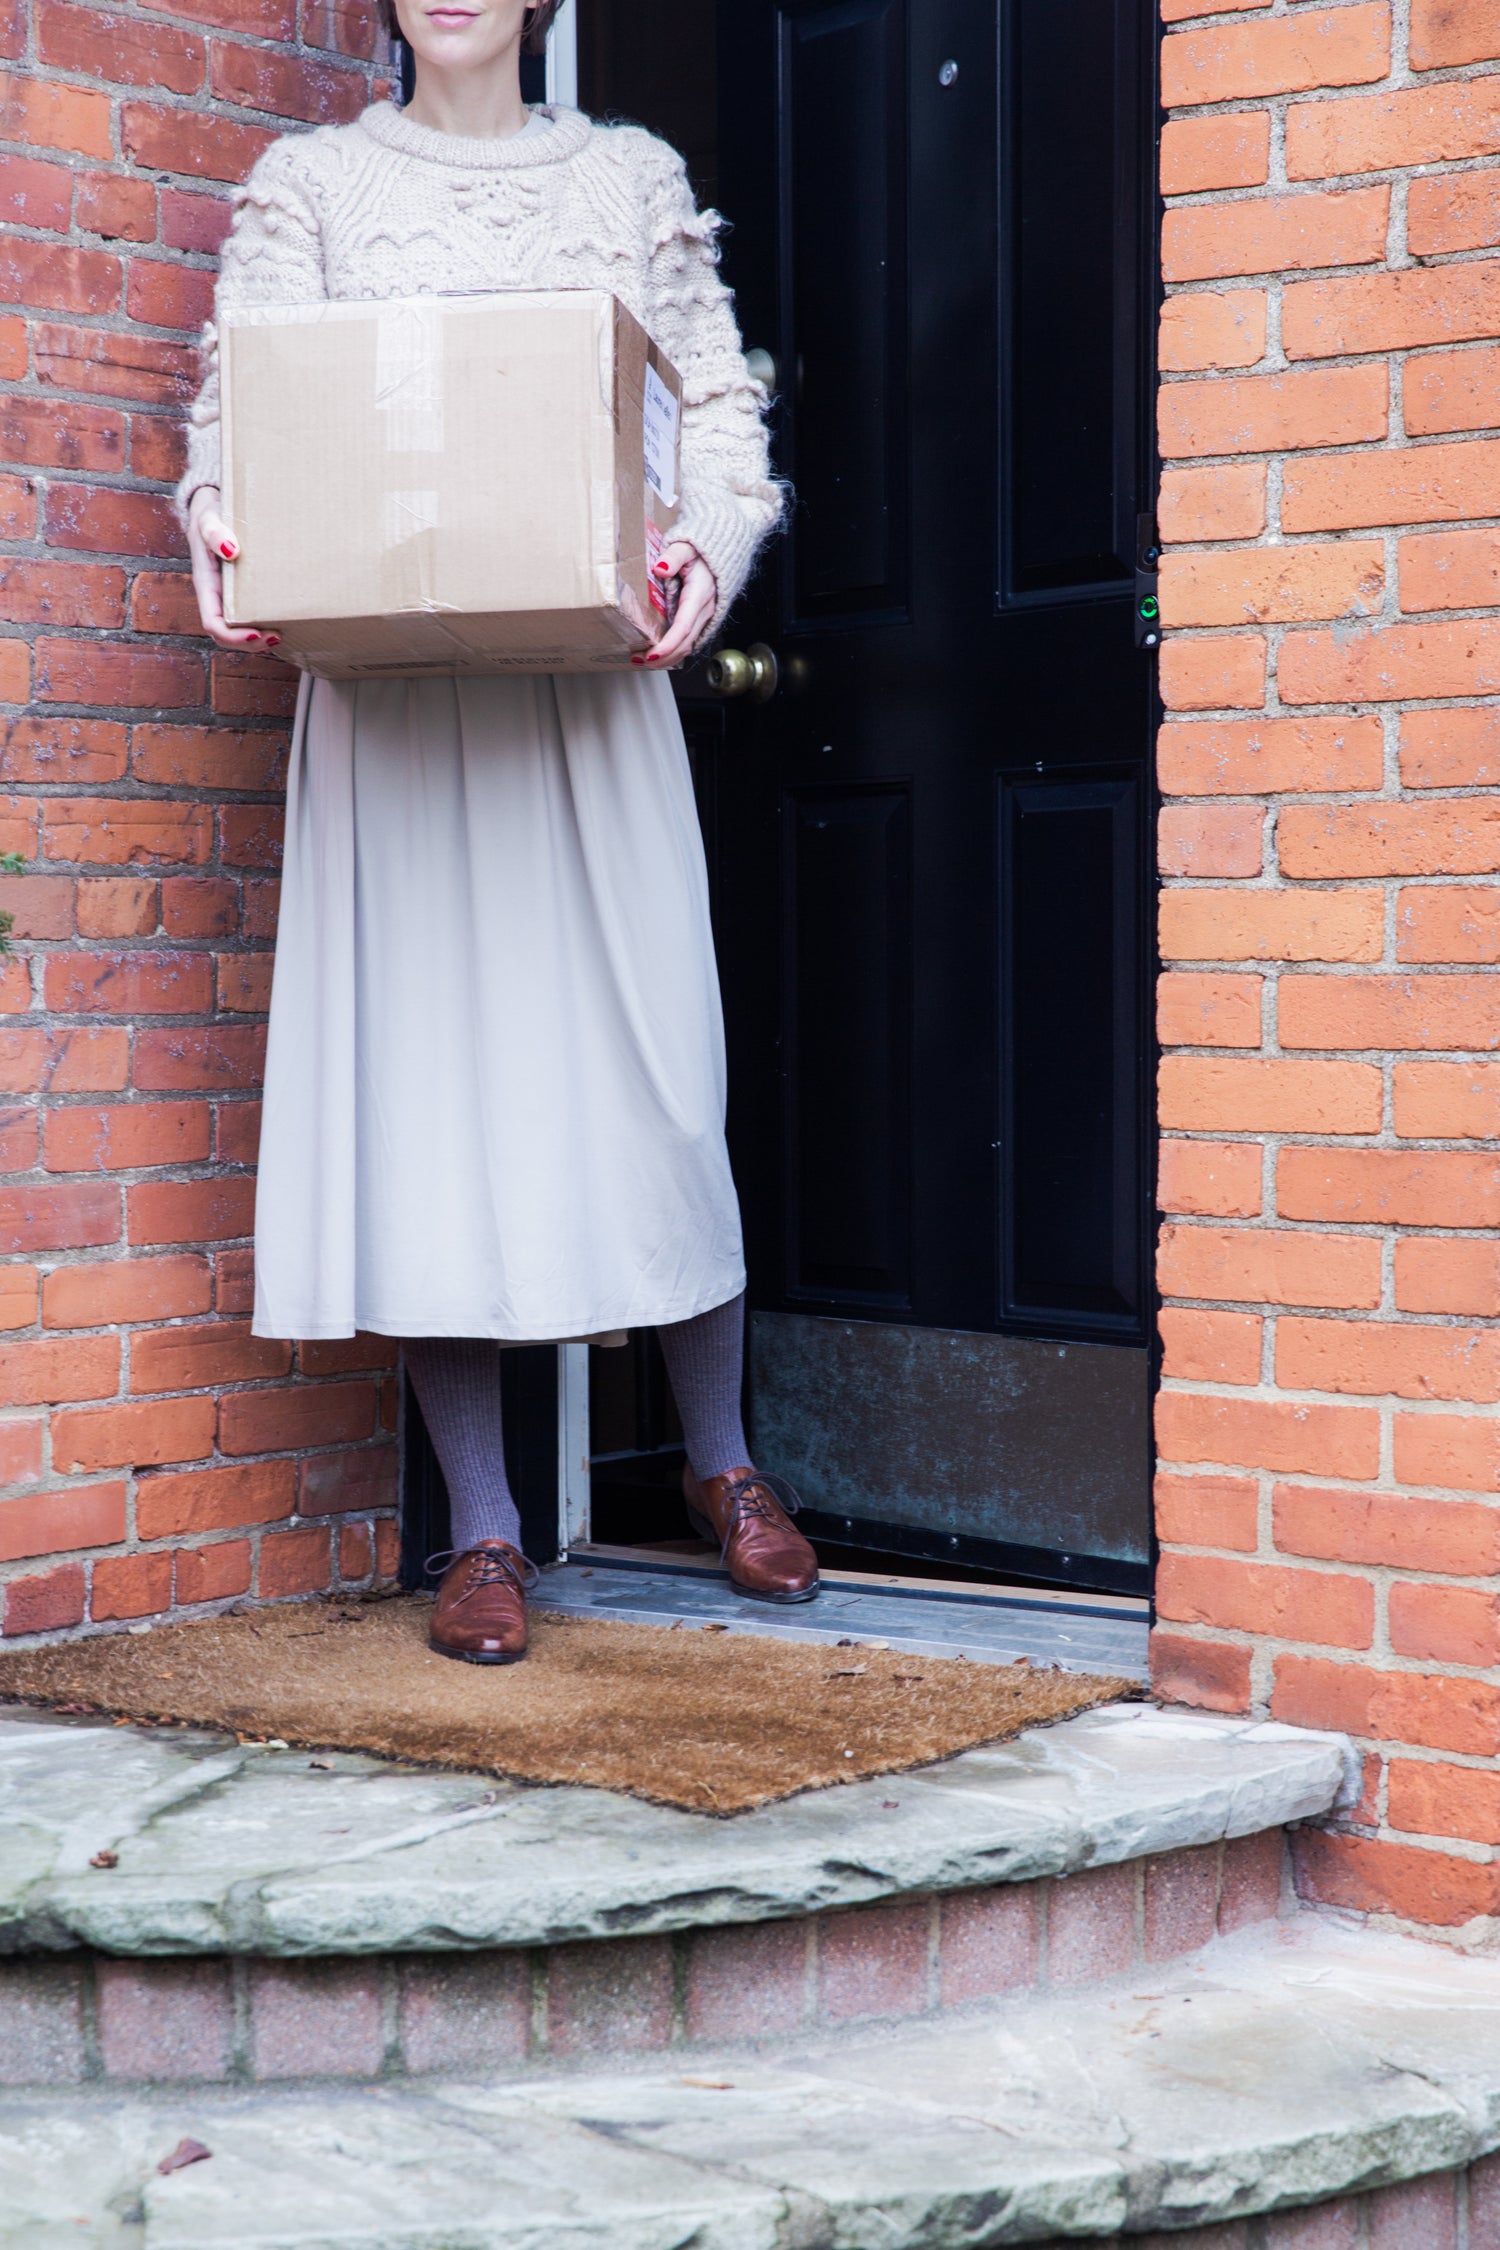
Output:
top-left (174, 136), bottom-right (328, 529)
top-left (640, 147), bottom-right (783, 642)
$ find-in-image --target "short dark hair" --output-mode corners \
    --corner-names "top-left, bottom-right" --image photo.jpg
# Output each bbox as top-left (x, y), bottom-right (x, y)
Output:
top-left (378, 1), bottom-right (564, 59)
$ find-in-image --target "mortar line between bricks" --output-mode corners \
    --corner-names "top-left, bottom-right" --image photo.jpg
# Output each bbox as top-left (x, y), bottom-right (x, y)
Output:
top-left (925, 1889), bottom-right (940, 2016)
top-left (77, 1947), bottom-right (102, 2082)
top-left (229, 1953), bottom-right (250, 2082)
top-left (670, 1927), bottom-right (687, 2049)
top-left (378, 1952), bottom-right (400, 2078)
top-left (802, 1908), bottom-right (819, 2029)
top-left (529, 1945), bottom-right (548, 2059)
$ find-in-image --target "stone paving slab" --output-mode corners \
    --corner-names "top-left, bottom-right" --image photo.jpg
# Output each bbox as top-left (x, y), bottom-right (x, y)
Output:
top-left (2, 1918), bottom-right (1497, 2247)
top-left (533, 1560), bottom-right (1152, 1677)
top-left (0, 1702), bottom-right (1354, 1958)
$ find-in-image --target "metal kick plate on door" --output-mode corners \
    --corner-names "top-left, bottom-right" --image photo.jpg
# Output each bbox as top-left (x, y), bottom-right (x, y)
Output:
top-left (750, 1312), bottom-right (1150, 1576)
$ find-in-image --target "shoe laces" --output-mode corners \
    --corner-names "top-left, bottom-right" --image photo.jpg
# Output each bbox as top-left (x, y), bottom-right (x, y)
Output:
top-left (720, 1471), bottom-right (802, 1535)
top-left (425, 1542), bottom-right (539, 1597)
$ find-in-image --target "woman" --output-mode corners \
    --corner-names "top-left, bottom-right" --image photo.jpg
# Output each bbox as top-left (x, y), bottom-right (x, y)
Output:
top-left (180, 0), bottom-right (819, 1663)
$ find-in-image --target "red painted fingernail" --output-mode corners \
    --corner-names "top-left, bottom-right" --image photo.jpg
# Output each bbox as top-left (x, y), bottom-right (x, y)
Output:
top-left (630, 655), bottom-right (646, 666)
top-left (245, 631), bottom-right (262, 642)
top-left (264, 634), bottom-right (281, 648)
top-left (219, 542), bottom-right (236, 560)
top-left (654, 562), bottom-right (670, 574)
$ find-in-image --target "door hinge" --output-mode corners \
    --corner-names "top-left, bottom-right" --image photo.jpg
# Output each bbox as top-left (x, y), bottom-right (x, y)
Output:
top-left (1134, 513), bottom-right (1160, 651)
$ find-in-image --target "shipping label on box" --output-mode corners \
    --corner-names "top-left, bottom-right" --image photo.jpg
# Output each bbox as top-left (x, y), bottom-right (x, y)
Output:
top-left (220, 290), bottom-right (683, 678)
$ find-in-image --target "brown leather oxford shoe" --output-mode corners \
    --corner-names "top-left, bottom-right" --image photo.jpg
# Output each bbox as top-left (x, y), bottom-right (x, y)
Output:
top-left (428, 1540), bottom-right (536, 1664)
top-left (683, 1465), bottom-right (820, 1605)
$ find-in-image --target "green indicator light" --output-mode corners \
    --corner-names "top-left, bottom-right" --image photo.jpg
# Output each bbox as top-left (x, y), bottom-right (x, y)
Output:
top-left (1138, 595), bottom-right (1159, 621)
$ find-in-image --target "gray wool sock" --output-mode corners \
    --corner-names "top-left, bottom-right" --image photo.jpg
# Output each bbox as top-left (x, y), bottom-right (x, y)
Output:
top-left (656, 1292), bottom-right (751, 1484)
top-left (404, 1338), bottom-right (522, 1554)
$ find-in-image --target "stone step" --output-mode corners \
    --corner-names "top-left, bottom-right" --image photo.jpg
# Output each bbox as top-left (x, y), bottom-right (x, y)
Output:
top-left (5, 1917), bottom-right (1499, 2249)
top-left (3, 1823), bottom-right (1292, 2090)
top-left (0, 1701), bottom-right (1356, 2091)
top-left (0, 1701), bottom-right (1352, 1957)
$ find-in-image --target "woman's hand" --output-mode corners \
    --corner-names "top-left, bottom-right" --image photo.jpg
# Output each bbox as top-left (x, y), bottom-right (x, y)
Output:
top-left (636, 541), bottom-right (717, 670)
top-left (186, 486), bottom-right (279, 652)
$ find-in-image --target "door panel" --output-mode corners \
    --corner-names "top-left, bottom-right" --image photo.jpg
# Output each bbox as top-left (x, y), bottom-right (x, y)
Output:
top-left (711, 0), bottom-right (1159, 1591)
top-left (784, 0), bottom-right (909, 617)
top-left (1002, 768), bottom-right (1146, 1325)
top-left (785, 786), bottom-right (912, 1305)
top-left (1001, 0), bottom-right (1147, 597)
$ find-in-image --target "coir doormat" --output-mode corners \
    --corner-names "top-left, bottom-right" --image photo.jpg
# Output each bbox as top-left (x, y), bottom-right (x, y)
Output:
top-left (0, 1594), bottom-right (1139, 1814)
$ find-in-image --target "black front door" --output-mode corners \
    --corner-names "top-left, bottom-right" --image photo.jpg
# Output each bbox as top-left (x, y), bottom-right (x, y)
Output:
top-left (703, 0), bottom-right (1160, 1594)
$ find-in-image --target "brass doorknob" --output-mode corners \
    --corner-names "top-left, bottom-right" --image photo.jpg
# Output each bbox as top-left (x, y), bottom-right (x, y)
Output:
top-left (744, 348), bottom-right (778, 394)
top-left (705, 643), bottom-right (779, 703)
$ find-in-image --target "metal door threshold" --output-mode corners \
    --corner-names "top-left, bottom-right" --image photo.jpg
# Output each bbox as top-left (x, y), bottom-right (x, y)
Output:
top-left (570, 1542), bottom-right (1148, 1621)
top-left (535, 1557), bottom-right (1150, 1680)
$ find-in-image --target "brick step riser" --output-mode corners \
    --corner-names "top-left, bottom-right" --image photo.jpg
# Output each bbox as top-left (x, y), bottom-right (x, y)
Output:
top-left (1037, 2163), bottom-right (1500, 2250)
top-left (2, 1829), bottom-right (1285, 2090)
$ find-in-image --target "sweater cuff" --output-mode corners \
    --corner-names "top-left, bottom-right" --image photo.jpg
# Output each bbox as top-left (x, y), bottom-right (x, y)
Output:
top-left (173, 421), bottom-right (222, 534)
top-left (671, 492), bottom-right (764, 645)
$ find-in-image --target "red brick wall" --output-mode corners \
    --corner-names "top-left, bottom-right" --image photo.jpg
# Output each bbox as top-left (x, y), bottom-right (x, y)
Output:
top-left (0, 0), bottom-right (400, 1639)
top-left (1154, 0), bottom-right (1500, 1930)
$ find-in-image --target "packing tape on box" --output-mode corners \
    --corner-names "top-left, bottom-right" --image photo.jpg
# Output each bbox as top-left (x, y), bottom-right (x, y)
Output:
top-left (384, 489), bottom-right (441, 545)
top-left (375, 300), bottom-right (445, 455)
top-left (383, 489), bottom-right (458, 616)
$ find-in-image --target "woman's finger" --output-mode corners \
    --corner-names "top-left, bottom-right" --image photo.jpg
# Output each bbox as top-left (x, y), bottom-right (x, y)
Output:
top-left (186, 496), bottom-right (275, 650)
top-left (187, 487), bottom-right (241, 564)
top-left (644, 607), bottom-right (698, 668)
top-left (646, 543), bottom-right (693, 653)
top-left (197, 509), bottom-right (241, 564)
top-left (642, 556), bottom-right (717, 668)
top-left (657, 582), bottom-right (717, 665)
top-left (188, 552), bottom-right (272, 650)
top-left (188, 546), bottom-right (270, 649)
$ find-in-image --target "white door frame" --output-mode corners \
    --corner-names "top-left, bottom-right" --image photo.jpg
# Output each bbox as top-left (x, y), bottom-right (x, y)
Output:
top-left (556, 1340), bottom-right (590, 1548)
top-left (546, 1), bottom-right (578, 107)
top-left (549, 0), bottom-right (589, 1553)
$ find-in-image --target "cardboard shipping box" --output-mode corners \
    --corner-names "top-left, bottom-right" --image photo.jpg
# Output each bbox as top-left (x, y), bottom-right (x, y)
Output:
top-left (221, 290), bottom-right (683, 677)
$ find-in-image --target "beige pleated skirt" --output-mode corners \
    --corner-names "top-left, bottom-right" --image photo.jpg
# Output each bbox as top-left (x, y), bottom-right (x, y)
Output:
top-left (251, 667), bottom-right (745, 1341)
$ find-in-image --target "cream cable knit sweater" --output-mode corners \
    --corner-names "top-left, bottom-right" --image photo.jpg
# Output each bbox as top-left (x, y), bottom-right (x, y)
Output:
top-left (178, 102), bottom-right (782, 636)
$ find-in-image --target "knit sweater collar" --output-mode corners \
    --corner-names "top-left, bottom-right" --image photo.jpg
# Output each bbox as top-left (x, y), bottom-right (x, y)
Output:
top-left (356, 100), bottom-right (591, 172)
